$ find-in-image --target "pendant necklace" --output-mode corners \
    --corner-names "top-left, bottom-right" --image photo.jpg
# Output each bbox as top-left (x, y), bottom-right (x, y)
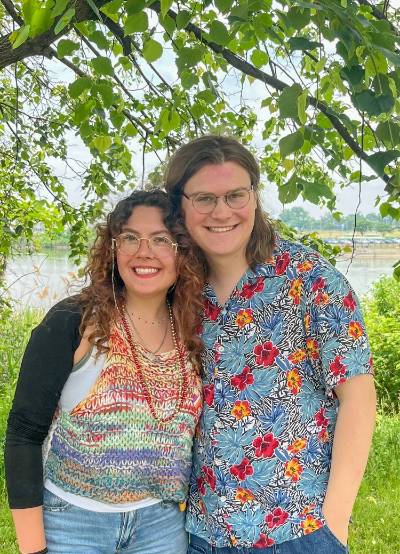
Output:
top-left (124, 308), bottom-right (168, 361)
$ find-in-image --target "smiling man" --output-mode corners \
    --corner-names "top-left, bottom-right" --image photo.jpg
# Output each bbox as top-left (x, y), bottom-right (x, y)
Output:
top-left (165, 135), bottom-right (376, 554)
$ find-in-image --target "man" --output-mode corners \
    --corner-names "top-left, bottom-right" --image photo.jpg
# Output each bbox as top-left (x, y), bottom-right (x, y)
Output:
top-left (165, 135), bottom-right (376, 553)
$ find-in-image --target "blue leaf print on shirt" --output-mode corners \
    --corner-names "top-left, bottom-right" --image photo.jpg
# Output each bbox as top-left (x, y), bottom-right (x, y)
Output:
top-left (298, 468), bottom-right (328, 498)
top-left (301, 436), bottom-right (321, 464)
top-left (215, 467), bottom-right (237, 494)
top-left (259, 313), bottom-right (284, 344)
top-left (214, 380), bottom-right (236, 411)
top-left (259, 404), bottom-right (287, 436)
top-left (320, 338), bottom-right (342, 367)
top-left (202, 321), bottom-right (220, 349)
top-left (243, 459), bottom-right (278, 492)
top-left (228, 508), bottom-right (265, 543)
top-left (297, 382), bottom-right (325, 421)
top-left (269, 522), bottom-right (293, 543)
top-left (242, 367), bottom-right (278, 402)
top-left (342, 346), bottom-right (370, 376)
top-left (215, 425), bottom-right (257, 465)
top-left (320, 304), bottom-right (350, 334)
top-left (219, 335), bottom-right (257, 375)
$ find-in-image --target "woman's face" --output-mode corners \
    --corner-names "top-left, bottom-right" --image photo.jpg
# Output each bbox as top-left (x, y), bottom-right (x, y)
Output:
top-left (115, 206), bottom-right (177, 301)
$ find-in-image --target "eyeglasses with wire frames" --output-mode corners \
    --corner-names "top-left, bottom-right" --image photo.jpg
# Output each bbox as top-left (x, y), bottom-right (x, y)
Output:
top-left (112, 232), bottom-right (178, 257)
top-left (182, 187), bottom-right (253, 214)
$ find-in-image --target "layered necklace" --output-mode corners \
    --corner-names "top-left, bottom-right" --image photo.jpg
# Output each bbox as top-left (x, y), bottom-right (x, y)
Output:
top-left (120, 302), bottom-right (189, 424)
top-left (124, 309), bottom-right (168, 361)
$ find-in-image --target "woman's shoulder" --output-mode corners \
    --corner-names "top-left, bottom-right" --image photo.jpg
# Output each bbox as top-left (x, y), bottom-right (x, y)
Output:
top-left (39, 295), bottom-right (84, 334)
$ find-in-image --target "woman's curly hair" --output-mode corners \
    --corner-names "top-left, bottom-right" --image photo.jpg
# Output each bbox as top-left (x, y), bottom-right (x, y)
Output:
top-left (76, 189), bottom-right (205, 369)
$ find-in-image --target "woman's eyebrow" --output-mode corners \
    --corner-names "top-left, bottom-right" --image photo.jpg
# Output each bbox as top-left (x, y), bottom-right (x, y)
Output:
top-left (121, 227), bottom-right (171, 236)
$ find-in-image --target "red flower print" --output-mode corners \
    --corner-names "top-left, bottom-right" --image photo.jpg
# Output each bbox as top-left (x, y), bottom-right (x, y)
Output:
top-left (230, 457), bottom-right (254, 480)
top-left (204, 298), bottom-right (221, 321)
top-left (275, 252), bottom-right (290, 275)
top-left (202, 465), bottom-right (216, 491)
top-left (315, 292), bottom-right (329, 305)
top-left (348, 320), bottom-right (363, 339)
top-left (254, 341), bottom-right (280, 367)
top-left (343, 291), bottom-right (356, 311)
top-left (231, 366), bottom-right (254, 390)
top-left (239, 276), bottom-right (265, 299)
top-left (254, 534), bottom-right (275, 548)
top-left (253, 433), bottom-right (279, 458)
top-left (314, 407), bottom-right (328, 428)
top-left (197, 476), bottom-right (206, 496)
top-left (311, 277), bottom-right (326, 292)
top-left (284, 458), bottom-right (303, 482)
top-left (329, 355), bottom-right (346, 377)
top-left (265, 507), bottom-right (289, 528)
top-left (288, 349), bottom-right (306, 364)
top-left (297, 260), bottom-right (313, 273)
top-left (318, 428), bottom-right (329, 443)
top-left (203, 384), bottom-right (214, 407)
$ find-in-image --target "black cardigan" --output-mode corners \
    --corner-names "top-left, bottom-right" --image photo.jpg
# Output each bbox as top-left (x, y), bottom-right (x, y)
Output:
top-left (5, 297), bottom-right (82, 509)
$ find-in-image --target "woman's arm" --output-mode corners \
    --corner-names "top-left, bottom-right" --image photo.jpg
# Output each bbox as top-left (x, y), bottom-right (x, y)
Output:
top-left (322, 374), bottom-right (376, 544)
top-left (11, 507), bottom-right (46, 554)
top-left (5, 298), bottom-right (82, 552)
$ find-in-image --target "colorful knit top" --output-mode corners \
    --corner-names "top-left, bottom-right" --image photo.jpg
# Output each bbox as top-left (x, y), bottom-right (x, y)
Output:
top-left (44, 320), bottom-right (202, 504)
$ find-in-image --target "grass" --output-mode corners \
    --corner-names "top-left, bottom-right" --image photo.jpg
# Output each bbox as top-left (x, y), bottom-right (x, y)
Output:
top-left (0, 309), bottom-right (399, 554)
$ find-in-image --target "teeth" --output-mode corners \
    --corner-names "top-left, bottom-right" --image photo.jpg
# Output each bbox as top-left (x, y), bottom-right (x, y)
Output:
top-left (134, 267), bottom-right (159, 274)
top-left (208, 226), bottom-right (235, 233)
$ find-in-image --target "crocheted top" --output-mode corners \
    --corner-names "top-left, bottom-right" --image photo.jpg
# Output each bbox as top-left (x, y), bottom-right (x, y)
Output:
top-left (44, 321), bottom-right (202, 504)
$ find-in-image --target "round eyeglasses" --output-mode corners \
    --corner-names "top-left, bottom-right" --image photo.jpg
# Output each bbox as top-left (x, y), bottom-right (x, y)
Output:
top-left (113, 233), bottom-right (178, 257)
top-left (182, 187), bottom-right (253, 214)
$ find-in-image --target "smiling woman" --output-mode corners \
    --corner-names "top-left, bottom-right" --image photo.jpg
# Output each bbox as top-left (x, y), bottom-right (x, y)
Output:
top-left (5, 190), bottom-right (204, 554)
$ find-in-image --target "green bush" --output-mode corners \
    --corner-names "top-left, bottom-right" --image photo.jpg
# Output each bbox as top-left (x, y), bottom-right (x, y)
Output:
top-left (363, 277), bottom-right (400, 412)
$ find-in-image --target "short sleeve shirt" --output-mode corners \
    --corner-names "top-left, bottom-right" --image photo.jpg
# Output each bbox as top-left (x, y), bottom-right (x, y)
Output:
top-left (186, 238), bottom-right (373, 548)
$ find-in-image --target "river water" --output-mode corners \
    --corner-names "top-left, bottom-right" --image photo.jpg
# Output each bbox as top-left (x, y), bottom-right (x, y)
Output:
top-left (4, 246), bottom-right (399, 311)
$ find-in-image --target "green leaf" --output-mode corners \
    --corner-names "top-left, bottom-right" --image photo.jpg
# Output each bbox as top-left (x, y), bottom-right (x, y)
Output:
top-left (215, 0), bottom-right (232, 12)
top-left (251, 49), bottom-right (269, 68)
top-left (278, 84), bottom-right (303, 120)
top-left (285, 7), bottom-right (310, 30)
top-left (177, 46), bottom-right (203, 69)
top-left (176, 10), bottom-right (191, 29)
top-left (278, 174), bottom-right (301, 203)
top-left (340, 65), bottom-right (364, 87)
top-left (160, 0), bottom-right (173, 18)
top-left (142, 38), bottom-right (163, 63)
top-left (89, 30), bottom-right (109, 50)
top-left (52, 0), bottom-right (69, 18)
top-left (110, 109), bottom-right (125, 129)
top-left (297, 90), bottom-right (308, 125)
top-left (288, 37), bottom-right (322, 51)
top-left (54, 7), bottom-right (75, 35)
top-left (302, 182), bottom-right (333, 204)
top-left (368, 150), bottom-right (400, 177)
top-left (160, 14), bottom-right (175, 35)
top-left (30, 7), bottom-right (53, 37)
top-left (125, 0), bottom-right (146, 14)
top-left (94, 82), bottom-right (115, 108)
top-left (180, 70), bottom-right (199, 89)
top-left (208, 21), bottom-right (230, 46)
top-left (196, 89), bottom-right (216, 103)
top-left (376, 122), bottom-right (400, 147)
top-left (100, 0), bottom-right (122, 21)
top-left (279, 130), bottom-right (304, 157)
top-left (352, 90), bottom-right (395, 116)
top-left (124, 11), bottom-right (148, 34)
top-left (377, 47), bottom-right (400, 68)
top-left (68, 76), bottom-right (92, 99)
top-left (91, 135), bottom-right (113, 153)
top-left (57, 39), bottom-right (79, 58)
top-left (91, 56), bottom-right (114, 77)
top-left (11, 25), bottom-right (31, 49)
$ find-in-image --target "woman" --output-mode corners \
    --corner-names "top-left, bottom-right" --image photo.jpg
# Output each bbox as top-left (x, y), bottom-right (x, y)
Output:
top-left (165, 135), bottom-right (376, 554)
top-left (5, 190), bottom-right (203, 554)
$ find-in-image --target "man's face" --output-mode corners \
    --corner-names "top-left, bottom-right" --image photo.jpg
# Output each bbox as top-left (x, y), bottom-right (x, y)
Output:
top-left (181, 162), bottom-right (257, 265)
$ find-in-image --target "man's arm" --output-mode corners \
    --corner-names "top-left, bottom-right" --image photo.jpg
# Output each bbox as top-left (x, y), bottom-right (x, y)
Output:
top-left (322, 374), bottom-right (376, 544)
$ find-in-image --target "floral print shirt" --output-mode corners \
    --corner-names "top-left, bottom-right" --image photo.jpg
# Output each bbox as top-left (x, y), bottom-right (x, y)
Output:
top-left (186, 238), bottom-right (373, 548)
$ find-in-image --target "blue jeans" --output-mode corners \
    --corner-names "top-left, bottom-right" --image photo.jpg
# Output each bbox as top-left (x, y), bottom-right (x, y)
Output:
top-left (43, 488), bottom-right (188, 554)
top-left (188, 528), bottom-right (349, 554)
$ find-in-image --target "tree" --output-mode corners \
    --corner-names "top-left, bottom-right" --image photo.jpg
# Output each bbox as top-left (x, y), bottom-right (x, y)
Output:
top-left (279, 206), bottom-right (315, 231)
top-left (1, 0), bottom-right (400, 279)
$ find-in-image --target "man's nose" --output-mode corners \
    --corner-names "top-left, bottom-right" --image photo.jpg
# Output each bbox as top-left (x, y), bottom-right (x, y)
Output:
top-left (210, 196), bottom-right (230, 218)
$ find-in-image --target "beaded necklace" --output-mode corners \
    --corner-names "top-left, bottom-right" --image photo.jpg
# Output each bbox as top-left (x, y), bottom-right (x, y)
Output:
top-left (120, 302), bottom-right (189, 424)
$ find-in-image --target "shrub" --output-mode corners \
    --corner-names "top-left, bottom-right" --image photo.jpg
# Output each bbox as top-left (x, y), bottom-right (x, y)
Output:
top-left (363, 277), bottom-right (400, 412)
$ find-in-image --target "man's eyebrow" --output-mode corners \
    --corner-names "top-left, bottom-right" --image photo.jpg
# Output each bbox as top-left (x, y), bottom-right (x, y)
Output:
top-left (188, 186), bottom-right (249, 196)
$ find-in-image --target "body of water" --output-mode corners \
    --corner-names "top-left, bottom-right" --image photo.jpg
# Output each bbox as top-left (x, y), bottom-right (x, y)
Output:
top-left (4, 247), bottom-right (400, 310)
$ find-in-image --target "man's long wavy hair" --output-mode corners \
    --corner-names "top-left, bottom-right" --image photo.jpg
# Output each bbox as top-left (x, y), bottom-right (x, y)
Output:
top-left (76, 190), bottom-right (204, 368)
top-left (164, 135), bottom-right (276, 273)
